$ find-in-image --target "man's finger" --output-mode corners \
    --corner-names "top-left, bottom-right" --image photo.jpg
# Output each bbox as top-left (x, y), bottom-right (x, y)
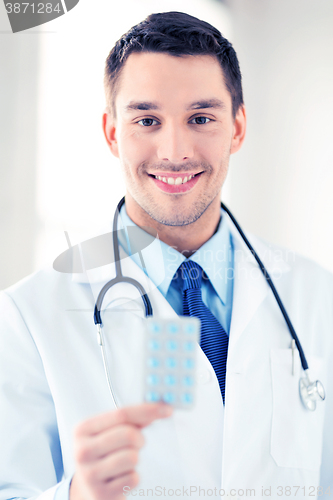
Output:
top-left (78, 425), bottom-right (145, 462)
top-left (76, 403), bottom-right (172, 437)
top-left (91, 448), bottom-right (139, 482)
top-left (105, 471), bottom-right (140, 499)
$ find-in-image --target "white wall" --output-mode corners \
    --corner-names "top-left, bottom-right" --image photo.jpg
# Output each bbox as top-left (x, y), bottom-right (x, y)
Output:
top-left (0, 6), bottom-right (39, 289)
top-left (226, 0), bottom-right (333, 272)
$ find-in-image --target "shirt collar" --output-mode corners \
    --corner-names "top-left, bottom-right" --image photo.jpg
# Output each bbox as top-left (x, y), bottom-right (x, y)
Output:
top-left (119, 204), bottom-right (232, 306)
top-left (190, 215), bottom-right (232, 305)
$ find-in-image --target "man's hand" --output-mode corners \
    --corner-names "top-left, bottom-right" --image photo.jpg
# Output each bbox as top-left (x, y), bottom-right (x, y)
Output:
top-left (70, 403), bottom-right (173, 500)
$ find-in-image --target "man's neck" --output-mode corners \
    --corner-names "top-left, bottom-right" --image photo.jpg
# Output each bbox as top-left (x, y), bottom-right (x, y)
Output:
top-left (125, 196), bottom-right (221, 258)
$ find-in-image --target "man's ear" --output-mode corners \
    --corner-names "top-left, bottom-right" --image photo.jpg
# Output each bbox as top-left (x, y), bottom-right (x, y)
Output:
top-left (230, 105), bottom-right (246, 154)
top-left (102, 111), bottom-right (119, 158)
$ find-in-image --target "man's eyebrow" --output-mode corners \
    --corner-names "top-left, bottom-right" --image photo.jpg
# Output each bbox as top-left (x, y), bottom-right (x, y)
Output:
top-left (187, 99), bottom-right (226, 110)
top-left (123, 98), bottom-right (226, 113)
top-left (124, 101), bottom-right (160, 112)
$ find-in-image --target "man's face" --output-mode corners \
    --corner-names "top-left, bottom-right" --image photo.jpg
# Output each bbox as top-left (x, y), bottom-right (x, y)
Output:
top-left (104, 52), bottom-right (246, 226)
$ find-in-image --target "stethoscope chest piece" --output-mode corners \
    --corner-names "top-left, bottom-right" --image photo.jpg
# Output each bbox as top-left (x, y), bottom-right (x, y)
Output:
top-left (299, 374), bottom-right (325, 411)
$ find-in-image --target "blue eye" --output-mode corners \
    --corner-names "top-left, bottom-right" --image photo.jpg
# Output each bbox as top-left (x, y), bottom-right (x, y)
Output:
top-left (190, 116), bottom-right (211, 125)
top-left (138, 118), bottom-right (158, 126)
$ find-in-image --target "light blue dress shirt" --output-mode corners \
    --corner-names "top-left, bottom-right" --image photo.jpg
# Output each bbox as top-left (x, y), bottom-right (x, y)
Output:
top-left (118, 205), bottom-right (234, 334)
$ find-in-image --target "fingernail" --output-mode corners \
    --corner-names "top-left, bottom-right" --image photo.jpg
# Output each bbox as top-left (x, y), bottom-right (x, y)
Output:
top-left (158, 405), bottom-right (173, 417)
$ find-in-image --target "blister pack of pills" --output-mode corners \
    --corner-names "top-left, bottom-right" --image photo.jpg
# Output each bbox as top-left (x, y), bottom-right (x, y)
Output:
top-left (143, 317), bottom-right (201, 409)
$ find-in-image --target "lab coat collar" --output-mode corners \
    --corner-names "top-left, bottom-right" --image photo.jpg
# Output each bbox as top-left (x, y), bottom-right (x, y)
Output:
top-left (223, 209), bottom-right (290, 275)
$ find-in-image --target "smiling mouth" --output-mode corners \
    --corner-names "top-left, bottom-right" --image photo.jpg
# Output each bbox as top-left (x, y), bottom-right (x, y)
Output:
top-left (148, 172), bottom-right (203, 185)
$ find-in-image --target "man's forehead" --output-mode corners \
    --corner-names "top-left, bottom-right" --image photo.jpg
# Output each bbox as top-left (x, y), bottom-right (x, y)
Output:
top-left (113, 52), bottom-right (232, 115)
top-left (119, 51), bottom-right (225, 86)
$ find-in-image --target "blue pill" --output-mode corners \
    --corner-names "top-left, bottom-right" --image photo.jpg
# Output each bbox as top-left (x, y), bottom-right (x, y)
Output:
top-left (146, 392), bottom-right (160, 402)
top-left (183, 358), bottom-right (194, 369)
top-left (149, 323), bottom-right (161, 334)
top-left (148, 357), bottom-right (160, 368)
top-left (149, 340), bottom-right (160, 350)
top-left (183, 341), bottom-right (195, 351)
top-left (183, 376), bottom-right (194, 386)
top-left (166, 357), bottom-right (177, 368)
top-left (168, 323), bottom-right (179, 334)
top-left (185, 323), bottom-right (196, 334)
top-left (182, 393), bottom-right (193, 404)
top-left (167, 340), bottom-right (178, 351)
top-left (163, 392), bottom-right (176, 404)
top-left (164, 375), bottom-right (176, 386)
top-left (147, 374), bottom-right (159, 385)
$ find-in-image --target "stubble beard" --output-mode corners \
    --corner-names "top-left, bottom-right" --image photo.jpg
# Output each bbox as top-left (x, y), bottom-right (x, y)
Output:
top-left (139, 194), bottom-right (216, 226)
top-left (125, 158), bottom-right (228, 227)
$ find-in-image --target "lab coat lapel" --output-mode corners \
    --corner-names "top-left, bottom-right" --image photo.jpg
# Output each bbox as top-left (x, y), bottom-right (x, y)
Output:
top-left (228, 233), bottom-right (268, 349)
top-left (225, 214), bottom-right (290, 350)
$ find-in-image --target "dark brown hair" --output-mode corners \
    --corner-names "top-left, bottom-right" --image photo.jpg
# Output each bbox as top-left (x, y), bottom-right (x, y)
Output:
top-left (104, 11), bottom-right (244, 118)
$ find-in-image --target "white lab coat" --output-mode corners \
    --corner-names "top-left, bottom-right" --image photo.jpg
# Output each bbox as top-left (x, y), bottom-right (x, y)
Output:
top-left (0, 214), bottom-right (333, 500)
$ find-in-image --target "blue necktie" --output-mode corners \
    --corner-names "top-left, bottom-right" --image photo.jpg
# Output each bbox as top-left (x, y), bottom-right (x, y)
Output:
top-left (180, 260), bottom-right (229, 403)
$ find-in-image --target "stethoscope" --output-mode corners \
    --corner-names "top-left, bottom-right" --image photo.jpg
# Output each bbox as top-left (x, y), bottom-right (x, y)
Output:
top-left (94, 196), bottom-right (325, 411)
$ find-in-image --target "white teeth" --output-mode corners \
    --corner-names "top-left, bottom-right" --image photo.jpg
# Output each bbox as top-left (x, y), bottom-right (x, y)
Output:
top-left (154, 174), bottom-right (196, 184)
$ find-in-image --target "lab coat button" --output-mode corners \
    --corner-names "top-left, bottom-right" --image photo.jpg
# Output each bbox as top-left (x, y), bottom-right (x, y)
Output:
top-left (198, 369), bottom-right (211, 384)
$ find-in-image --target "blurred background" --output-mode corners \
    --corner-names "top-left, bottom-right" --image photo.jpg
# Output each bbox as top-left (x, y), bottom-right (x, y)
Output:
top-left (1, 0), bottom-right (333, 289)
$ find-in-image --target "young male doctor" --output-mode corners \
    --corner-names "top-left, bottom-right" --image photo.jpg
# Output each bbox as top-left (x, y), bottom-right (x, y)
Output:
top-left (1, 11), bottom-right (333, 500)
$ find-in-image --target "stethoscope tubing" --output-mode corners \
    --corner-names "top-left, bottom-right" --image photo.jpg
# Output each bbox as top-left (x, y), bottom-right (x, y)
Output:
top-left (94, 197), bottom-right (153, 325)
top-left (95, 196), bottom-right (308, 371)
top-left (94, 196), bottom-right (325, 411)
top-left (221, 202), bottom-right (308, 371)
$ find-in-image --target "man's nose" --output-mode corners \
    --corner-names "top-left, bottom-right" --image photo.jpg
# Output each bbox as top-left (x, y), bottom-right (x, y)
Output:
top-left (156, 123), bottom-right (194, 163)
